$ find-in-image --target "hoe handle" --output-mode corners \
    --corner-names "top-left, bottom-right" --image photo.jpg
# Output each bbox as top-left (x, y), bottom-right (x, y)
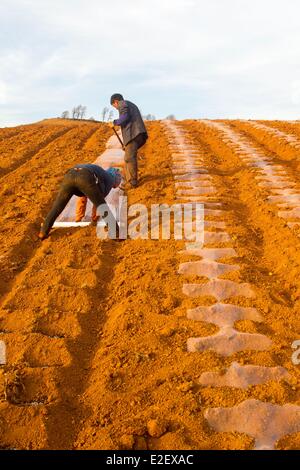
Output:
top-left (113, 127), bottom-right (125, 150)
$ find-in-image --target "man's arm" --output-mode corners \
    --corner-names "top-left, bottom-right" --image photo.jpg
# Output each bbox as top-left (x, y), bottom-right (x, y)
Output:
top-left (113, 100), bottom-right (131, 126)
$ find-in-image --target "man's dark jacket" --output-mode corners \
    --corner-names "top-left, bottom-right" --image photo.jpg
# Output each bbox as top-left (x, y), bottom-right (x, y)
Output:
top-left (73, 164), bottom-right (114, 197)
top-left (114, 100), bottom-right (148, 146)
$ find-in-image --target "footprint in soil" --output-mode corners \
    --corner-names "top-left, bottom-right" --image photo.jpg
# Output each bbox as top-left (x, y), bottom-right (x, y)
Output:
top-left (106, 371), bottom-right (124, 391)
top-left (269, 290), bottom-right (293, 307)
top-left (4, 372), bottom-right (25, 404)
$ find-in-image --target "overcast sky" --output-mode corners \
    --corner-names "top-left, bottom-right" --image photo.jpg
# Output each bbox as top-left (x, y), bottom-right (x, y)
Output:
top-left (1, 0), bottom-right (300, 126)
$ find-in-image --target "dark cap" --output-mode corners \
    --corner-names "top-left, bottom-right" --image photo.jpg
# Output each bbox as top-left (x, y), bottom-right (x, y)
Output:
top-left (110, 93), bottom-right (124, 104)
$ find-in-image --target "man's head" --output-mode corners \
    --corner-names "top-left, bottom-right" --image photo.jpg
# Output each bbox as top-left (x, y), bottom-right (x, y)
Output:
top-left (106, 167), bottom-right (122, 188)
top-left (110, 93), bottom-right (124, 109)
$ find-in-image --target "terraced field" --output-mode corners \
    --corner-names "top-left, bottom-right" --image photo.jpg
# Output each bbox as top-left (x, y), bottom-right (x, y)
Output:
top-left (0, 118), bottom-right (299, 449)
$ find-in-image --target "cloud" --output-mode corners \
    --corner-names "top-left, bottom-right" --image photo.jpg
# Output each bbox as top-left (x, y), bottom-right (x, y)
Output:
top-left (1, 0), bottom-right (300, 126)
top-left (0, 80), bottom-right (8, 104)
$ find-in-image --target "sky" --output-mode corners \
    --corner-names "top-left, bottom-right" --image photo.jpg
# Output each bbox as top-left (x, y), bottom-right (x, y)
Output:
top-left (0, 0), bottom-right (300, 127)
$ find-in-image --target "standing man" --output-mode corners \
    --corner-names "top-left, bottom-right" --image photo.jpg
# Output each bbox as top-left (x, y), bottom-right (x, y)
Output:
top-left (110, 94), bottom-right (148, 190)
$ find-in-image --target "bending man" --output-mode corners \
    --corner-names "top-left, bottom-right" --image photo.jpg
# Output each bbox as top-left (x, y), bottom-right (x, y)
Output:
top-left (110, 93), bottom-right (148, 189)
top-left (38, 165), bottom-right (122, 240)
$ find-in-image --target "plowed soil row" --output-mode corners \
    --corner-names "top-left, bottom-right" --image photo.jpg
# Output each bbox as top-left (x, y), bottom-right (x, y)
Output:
top-left (0, 119), bottom-right (299, 450)
top-left (170, 120), bottom-right (300, 449)
top-left (227, 120), bottom-right (300, 178)
top-left (0, 124), bottom-right (73, 178)
top-left (0, 121), bottom-right (208, 450)
top-left (260, 120), bottom-right (300, 141)
top-left (0, 120), bottom-right (111, 302)
top-left (184, 121), bottom-right (300, 304)
top-left (0, 124), bottom-right (36, 144)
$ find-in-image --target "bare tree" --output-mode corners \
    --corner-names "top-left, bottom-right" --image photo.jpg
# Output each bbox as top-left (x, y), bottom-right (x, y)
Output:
top-left (72, 106), bottom-right (80, 119)
top-left (79, 105), bottom-right (87, 119)
top-left (61, 111), bottom-right (69, 119)
top-left (89, 116), bottom-right (95, 121)
top-left (108, 110), bottom-right (114, 122)
top-left (143, 114), bottom-right (156, 121)
top-left (101, 106), bottom-right (109, 122)
top-left (77, 105), bottom-right (83, 119)
top-left (70, 105), bottom-right (88, 120)
top-left (166, 114), bottom-right (176, 120)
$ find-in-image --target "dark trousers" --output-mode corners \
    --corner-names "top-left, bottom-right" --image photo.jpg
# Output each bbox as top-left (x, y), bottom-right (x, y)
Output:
top-left (41, 168), bottom-right (107, 235)
top-left (124, 133), bottom-right (147, 186)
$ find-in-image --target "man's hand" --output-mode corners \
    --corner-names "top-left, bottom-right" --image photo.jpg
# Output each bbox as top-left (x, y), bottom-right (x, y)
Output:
top-left (38, 231), bottom-right (48, 241)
